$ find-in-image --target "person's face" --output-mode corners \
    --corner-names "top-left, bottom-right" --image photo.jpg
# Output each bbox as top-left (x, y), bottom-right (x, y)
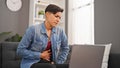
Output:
top-left (45, 12), bottom-right (62, 27)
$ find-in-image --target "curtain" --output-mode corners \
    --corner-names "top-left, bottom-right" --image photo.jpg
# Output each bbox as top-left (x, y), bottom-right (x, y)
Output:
top-left (70, 0), bottom-right (94, 44)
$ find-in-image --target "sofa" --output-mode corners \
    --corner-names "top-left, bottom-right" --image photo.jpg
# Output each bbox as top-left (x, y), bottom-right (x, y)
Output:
top-left (0, 42), bottom-right (120, 68)
top-left (0, 42), bottom-right (21, 68)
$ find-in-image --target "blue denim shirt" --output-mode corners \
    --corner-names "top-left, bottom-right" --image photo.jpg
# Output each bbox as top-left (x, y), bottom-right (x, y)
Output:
top-left (17, 22), bottom-right (69, 68)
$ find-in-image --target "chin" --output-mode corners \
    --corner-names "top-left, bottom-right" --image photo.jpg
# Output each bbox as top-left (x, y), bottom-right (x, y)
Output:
top-left (53, 26), bottom-right (56, 27)
top-left (52, 25), bottom-right (57, 27)
top-left (52, 24), bottom-right (57, 27)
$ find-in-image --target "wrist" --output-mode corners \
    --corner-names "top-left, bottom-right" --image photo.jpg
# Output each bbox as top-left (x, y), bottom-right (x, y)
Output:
top-left (40, 53), bottom-right (43, 59)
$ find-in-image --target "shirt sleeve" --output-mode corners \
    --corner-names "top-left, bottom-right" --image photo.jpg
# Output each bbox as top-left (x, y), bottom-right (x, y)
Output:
top-left (56, 29), bottom-right (70, 64)
top-left (16, 26), bottom-right (41, 60)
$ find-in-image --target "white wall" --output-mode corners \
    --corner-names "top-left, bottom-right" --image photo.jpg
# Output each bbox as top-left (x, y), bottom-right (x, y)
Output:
top-left (95, 0), bottom-right (120, 53)
top-left (0, 0), bottom-right (29, 35)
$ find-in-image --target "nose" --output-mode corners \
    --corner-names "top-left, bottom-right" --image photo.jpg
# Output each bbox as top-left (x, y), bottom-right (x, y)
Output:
top-left (56, 18), bottom-right (60, 23)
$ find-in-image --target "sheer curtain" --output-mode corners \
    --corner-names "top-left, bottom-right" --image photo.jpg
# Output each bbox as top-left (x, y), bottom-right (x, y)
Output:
top-left (68, 0), bottom-right (94, 44)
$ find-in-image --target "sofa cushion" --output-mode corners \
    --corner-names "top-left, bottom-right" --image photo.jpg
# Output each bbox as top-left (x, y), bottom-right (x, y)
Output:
top-left (2, 42), bottom-right (21, 68)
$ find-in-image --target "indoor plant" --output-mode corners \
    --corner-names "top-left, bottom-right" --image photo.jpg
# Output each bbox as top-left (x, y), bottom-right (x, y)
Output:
top-left (38, 10), bottom-right (44, 19)
top-left (0, 32), bottom-right (22, 42)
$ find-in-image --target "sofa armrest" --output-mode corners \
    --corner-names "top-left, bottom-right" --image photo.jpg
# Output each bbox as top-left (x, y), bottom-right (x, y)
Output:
top-left (108, 53), bottom-right (120, 68)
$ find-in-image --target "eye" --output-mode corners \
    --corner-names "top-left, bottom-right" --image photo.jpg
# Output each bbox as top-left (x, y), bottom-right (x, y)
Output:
top-left (55, 15), bottom-right (61, 19)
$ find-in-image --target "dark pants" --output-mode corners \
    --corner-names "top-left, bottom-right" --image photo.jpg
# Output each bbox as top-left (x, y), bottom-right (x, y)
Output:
top-left (31, 63), bottom-right (69, 68)
top-left (55, 64), bottom-right (69, 68)
top-left (30, 59), bottom-right (69, 68)
top-left (31, 63), bottom-right (56, 68)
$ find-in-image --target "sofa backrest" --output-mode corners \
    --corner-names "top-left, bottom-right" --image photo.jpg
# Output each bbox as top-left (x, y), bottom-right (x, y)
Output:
top-left (2, 42), bottom-right (21, 68)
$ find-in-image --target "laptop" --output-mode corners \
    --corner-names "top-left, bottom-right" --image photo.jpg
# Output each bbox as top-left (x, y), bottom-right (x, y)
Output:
top-left (69, 45), bottom-right (105, 68)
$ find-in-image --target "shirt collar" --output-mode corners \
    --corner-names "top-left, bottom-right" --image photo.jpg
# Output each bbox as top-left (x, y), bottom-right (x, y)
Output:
top-left (41, 22), bottom-right (56, 34)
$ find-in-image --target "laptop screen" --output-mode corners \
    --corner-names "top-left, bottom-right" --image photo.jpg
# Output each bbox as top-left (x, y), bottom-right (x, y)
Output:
top-left (69, 45), bottom-right (105, 68)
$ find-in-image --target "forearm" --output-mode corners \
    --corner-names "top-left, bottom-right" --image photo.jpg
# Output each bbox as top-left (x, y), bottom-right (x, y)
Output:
top-left (57, 46), bottom-right (69, 64)
top-left (17, 47), bottom-right (40, 60)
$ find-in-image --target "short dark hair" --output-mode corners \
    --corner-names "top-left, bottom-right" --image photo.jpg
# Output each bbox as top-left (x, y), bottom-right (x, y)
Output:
top-left (45, 4), bottom-right (64, 14)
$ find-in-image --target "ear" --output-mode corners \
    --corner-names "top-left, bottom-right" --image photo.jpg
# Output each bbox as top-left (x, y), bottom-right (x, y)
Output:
top-left (45, 12), bottom-right (51, 18)
top-left (45, 12), bottom-right (51, 15)
top-left (45, 12), bottom-right (49, 17)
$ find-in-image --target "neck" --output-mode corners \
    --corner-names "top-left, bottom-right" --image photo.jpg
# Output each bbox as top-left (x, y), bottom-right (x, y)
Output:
top-left (45, 21), bottom-right (52, 30)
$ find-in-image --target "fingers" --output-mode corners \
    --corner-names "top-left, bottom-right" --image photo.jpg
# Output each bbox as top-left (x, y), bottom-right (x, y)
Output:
top-left (46, 49), bottom-right (51, 53)
top-left (43, 49), bottom-right (51, 53)
top-left (40, 49), bottom-right (51, 61)
top-left (42, 55), bottom-right (51, 61)
top-left (51, 62), bottom-right (54, 64)
top-left (45, 58), bottom-right (50, 61)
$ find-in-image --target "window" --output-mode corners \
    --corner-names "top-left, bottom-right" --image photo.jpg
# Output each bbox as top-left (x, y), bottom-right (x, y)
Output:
top-left (68, 0), bottom-right (94, 44)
